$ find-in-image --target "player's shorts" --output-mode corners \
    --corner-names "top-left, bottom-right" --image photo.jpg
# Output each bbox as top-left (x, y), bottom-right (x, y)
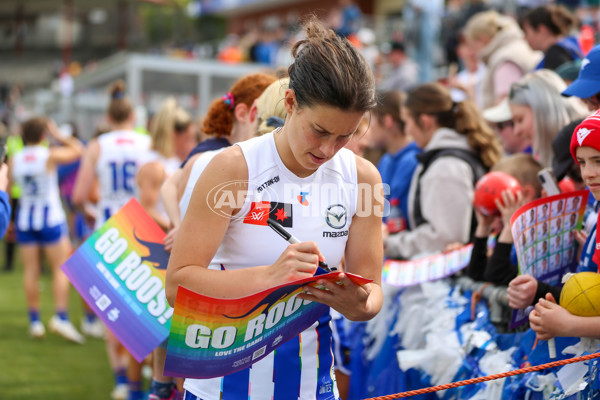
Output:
top-left (16, 223), bottom-right (67, 245)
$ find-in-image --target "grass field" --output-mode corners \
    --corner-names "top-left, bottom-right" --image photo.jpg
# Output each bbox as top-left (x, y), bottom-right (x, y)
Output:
top-left (0, 260), bottom-right (115, 399)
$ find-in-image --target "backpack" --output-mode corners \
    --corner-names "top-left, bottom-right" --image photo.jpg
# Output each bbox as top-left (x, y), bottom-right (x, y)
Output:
top-left (412, 148), bottom-right (487, 240)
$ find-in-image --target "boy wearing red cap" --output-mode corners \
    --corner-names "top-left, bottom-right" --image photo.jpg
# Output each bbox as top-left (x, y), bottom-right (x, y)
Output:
top-left (529, 112), bottom-right (600, 339)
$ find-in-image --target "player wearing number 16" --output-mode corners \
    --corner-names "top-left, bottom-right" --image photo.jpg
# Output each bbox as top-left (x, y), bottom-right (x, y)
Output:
top-left (72, 80), bottom-right (151, 400)
top-left (10, 116), bottom-right (84, 343)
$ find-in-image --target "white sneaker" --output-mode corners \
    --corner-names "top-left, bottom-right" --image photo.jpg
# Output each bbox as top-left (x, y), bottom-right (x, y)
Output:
top-left (49, 316), bottom-right (85, 344)
top-left (29, 321), bottom-right (45, 339)
top-left (111, 383), bottom-right (129, 400)
top-left (81, 318), bottom-right (105, 339)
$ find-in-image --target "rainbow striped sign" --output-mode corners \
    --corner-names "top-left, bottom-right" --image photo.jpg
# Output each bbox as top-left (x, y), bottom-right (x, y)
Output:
top-left (61, 199), bottom-right (172, 362)
top-left (165, 272), bottom-right (371, 378)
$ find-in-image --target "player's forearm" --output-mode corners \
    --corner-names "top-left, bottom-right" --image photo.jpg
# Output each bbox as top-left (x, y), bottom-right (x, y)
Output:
top-left (166, 265), bottom-right (272, 306)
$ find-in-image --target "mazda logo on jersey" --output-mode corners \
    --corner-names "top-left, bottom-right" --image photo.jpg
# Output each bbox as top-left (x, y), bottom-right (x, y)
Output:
top-left (325, 204), bottom-right (347, 229)
top-left (244, 201), bottom-right (293, 227)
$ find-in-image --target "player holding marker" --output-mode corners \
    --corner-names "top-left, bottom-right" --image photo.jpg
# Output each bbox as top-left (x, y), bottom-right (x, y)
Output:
top-left (267, 218), bottom-right (336, 272)
top-left (166, 18), bottom-right (383, 400)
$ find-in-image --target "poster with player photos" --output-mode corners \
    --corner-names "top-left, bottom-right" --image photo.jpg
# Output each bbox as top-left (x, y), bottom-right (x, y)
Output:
top-left (509, 190), bottom-right (588, 327)
top-left (383, 244), bottom-right (473, 287)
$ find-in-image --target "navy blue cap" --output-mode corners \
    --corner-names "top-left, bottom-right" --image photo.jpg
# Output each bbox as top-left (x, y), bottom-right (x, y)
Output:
top-left (562, 44), bottom-right (600, 98)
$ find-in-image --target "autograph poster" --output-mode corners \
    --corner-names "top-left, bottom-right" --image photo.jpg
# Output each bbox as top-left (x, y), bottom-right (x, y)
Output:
top-left (61, 199), bottom-right (172, 362)
top-left (383, 244), bottom-right (474, 287)
top-left (164, 272), bottom-right (371, 378)
top-left (510, 190), bottom-right (589, 327)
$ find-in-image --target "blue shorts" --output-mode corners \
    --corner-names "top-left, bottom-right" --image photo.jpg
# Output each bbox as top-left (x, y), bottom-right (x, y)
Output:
top-left (17, 223), bottom-right (67, 245)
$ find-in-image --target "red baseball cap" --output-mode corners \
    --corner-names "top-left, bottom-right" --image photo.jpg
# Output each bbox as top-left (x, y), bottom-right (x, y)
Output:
top-left (570, 110), bottom-right (600, 163)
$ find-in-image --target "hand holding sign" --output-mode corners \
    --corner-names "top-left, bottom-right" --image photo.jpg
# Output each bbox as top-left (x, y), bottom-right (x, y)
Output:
top-left (165, 271), bottom-right (372, 378)
top-left (301, 272), bottom-right (373, 321)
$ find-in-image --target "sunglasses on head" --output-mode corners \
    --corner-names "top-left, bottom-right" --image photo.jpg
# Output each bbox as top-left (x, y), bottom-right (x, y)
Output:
top-left (496, 120), bottom-right (514, 130)
top-left (509, 83), bottom-right (529, 100)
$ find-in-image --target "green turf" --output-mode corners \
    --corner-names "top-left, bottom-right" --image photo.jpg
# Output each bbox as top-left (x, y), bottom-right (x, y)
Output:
top-left (0, 260), bottom-right (115, 399)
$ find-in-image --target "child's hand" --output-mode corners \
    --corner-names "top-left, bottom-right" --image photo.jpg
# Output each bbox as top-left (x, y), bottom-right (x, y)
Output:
top-left (529, 293), bottom-right (574, 340)
top-left (496, 189), bottom-right (523, 228)
top-left (474, 209), bottom-right (497, 237)
top-left (575, 229), bottom-right (588, 248)
top-left (507, 274), bottom-right (538, 309)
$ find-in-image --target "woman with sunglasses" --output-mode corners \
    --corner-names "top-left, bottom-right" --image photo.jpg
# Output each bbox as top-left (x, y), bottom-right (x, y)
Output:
top-left (508, 69), bottom-right (587, 169)
top-left (483, 98), bottom-right (533, 155)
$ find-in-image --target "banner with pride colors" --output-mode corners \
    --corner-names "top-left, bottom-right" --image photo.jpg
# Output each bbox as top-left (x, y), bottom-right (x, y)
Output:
top-left (383, 243), bottom-right (474, 287)
top-left (62, 199), bottom-right (172, 362)
top-left (165, 272), bottom-right (371, 378)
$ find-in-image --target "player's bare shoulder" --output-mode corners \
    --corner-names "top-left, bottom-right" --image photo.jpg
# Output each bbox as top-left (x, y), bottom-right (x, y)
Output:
top-left (354, 154), bottom-right (382, 186)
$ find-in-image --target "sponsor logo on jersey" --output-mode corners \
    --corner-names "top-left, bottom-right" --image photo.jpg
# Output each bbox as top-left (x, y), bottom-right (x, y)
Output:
top-left (325, 204), bottom-right (347, 229)
top-left (24, 154), bottom-right (36, 162)
top-left (256, 176), bottom-right (280, 193)
top-left (297, 192), bottom-right (309, 206)
top-left (322, 230), bottom-right (349, 238)
top-left (243, 201), bottom-right (293, 227)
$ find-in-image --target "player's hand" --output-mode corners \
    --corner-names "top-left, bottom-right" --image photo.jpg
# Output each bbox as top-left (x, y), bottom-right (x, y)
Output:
top-left (82, 203), bottom-right (97, 228)
top-left (300, 272), bottom-right (373, 321)
top-left (46, 119), bottom-right (62, 140)
top-left (163, 226), bottom-right (178, 253)
top-left (529, 293), bottom-right (574, 340)
top-left (268, 241), bottom-right (322, 284)
top-left (507, 274), bottom-right (538, 309)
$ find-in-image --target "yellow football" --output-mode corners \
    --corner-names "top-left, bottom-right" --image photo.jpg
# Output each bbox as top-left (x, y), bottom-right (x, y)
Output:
top-left (560, 272), bottom-right (600, 316)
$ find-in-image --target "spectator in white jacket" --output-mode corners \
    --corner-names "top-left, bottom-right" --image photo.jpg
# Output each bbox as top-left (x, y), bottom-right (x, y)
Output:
top-left (384, 82), bottom-right (503, 259)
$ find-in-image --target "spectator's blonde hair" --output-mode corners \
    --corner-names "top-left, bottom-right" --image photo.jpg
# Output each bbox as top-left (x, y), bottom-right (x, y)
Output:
top-left (150, 97), bottom-right (192, 158)
top-left (255, 78), bottom-right (289, 136)
top-left (464, 10), bottom-right (514, 42)
top-left (492, 154), bottom-right (543, 198)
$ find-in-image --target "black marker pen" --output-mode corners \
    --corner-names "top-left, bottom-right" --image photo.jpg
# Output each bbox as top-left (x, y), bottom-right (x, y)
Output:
top-left (266, 218), bottom-right (336, 272)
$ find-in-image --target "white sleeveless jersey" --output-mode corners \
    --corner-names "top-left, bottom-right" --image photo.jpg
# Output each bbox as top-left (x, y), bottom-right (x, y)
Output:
top-left (138, 150), bottom-right (180, 221)
top-left (178, 148), bottom-right (225, 218)
top-left (95, 130), bottom-right (151, 229)
top-left (12, 145), bottom-right (66, 231)
top-left (184, 131), bottom-right (357, 400)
